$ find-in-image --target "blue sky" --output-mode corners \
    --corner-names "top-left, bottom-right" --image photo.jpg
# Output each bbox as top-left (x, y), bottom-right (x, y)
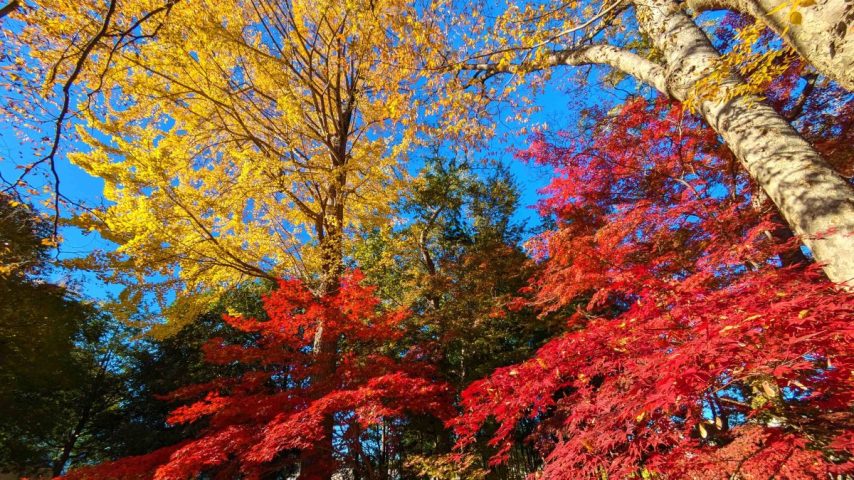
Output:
top-left (0, 121), bottom-right (124, 296)
top-left (0, 42), bottom-right (622, 303)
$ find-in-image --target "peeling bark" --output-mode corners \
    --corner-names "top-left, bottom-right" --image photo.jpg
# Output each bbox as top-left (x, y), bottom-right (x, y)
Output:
top-left (686, 0), bottom-right (854, 90)
top-left (633, 0), bottom-right (854, 286)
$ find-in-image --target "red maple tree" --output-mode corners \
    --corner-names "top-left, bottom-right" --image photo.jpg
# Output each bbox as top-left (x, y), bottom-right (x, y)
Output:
top-left (452, 96), bottom-right (854, 478)
top-left (63, 272), bottom-right (451, 480)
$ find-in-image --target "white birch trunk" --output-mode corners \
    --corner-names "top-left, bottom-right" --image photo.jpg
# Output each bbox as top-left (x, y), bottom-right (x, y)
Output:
top-left (634, 0), bottom-right (854, 285)
top-left (686, 0), bottom-right (854, 90)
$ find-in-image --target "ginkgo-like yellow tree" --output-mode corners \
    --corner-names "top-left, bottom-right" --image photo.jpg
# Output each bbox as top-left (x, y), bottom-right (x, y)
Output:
top-left (6, 0), bottom-right (430, 331)
top-left (6, 0), bottom-right (433, 475)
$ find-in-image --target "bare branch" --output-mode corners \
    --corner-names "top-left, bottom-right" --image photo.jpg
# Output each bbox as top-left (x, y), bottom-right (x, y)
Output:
top-left (2, 0), bottom-right (118, 240)
top-left (0, 0), bottom-right (18, 19)
top-left (468, 44), bottom-right (669, 95)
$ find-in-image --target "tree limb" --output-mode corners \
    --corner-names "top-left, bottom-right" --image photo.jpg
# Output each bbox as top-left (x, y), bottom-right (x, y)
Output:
top-left (2, 0), bottom-right (118, 240)
top-left (468, 44), bottom-right (669, 95)
top-left (0, 0), bottom-right (18, 19)
top-left (685, 0), bottom-right (854, 90)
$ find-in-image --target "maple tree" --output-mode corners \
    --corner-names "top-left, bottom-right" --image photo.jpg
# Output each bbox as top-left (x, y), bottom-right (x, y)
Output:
top-left (3, 0), bottom-right (852, 289)
top-left (4, 2), bottom-right (440, 475)
top-left (451, 95), bottom-right (854, 478)
top-left (1, 1), bottom-right (852, 478)
top-left (62, 272), bottom-right (451, 479)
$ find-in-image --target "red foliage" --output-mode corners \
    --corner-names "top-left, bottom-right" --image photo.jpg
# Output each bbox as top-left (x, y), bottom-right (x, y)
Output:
top-left (63, 272), bottom-right (451, 480)
top-left (452, 97), bottom-right (854, 478)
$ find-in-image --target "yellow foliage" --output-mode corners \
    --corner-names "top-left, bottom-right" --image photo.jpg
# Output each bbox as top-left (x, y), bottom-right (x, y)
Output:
top-left (13, 0), bottom-right (430, 330)
top-left (686, 20), bottom-right (797, 112)
top-left (404, 453), bottom-right (489, 480)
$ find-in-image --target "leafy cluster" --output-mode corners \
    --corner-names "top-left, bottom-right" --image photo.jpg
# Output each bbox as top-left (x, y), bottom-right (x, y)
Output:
top-left (452, 97), bottom-right (854, 478)
top-left (63, 272), bottom-right (451, 480)
top-left (0, 0), bottom-right (851, 478)
top-left (0, 195), bottom-right (138, 476)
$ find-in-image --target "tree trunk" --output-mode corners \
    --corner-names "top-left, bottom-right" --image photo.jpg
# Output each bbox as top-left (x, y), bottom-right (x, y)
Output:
top-left (751, 185), bottom-right (809, 267)
top-left (635, 0), bottom-right (854, 286)
top-left (419, 208), bottom-right (444, 310)
top-left (686, 0), bottom-right (854, 90)
top-left (0, 0), bottom-right (18, 20)
top-left (304, 202), bottom-right (345, 479)
top-left (52, 359), bottom-right (109, 476)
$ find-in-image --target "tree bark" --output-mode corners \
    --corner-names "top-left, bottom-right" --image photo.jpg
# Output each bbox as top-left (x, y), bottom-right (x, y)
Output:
top-left (0, 0), bottom-right (18, 19)
top-left (686, 0), bottom-right (854, 90)
top-left (470, 0), bottom-right (854, 284)
top-left (633, 0), bottom-right (854, 286)
top-left (304, 189), bottom-right (346, 479)
top-left (751, 185), bottom-right (809, 267)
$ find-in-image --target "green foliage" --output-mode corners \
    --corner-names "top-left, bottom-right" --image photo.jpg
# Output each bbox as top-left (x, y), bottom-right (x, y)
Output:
top-left (354, 156), bottom-right (562, 477)
top-left (105, 284), bottom-right (272, 458)
top-left (0, 194), bottom-right (130, 475)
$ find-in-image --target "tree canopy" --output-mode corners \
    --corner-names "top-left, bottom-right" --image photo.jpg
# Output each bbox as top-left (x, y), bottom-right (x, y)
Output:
top-left (0, 0), bottom-right (851, 478)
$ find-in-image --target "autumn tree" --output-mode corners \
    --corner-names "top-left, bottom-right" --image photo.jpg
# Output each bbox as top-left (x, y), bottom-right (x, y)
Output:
top-left (684, 0), bottom-right (853, 89)
top-left (62, 273), bottom-right (451, 480)
top-left (452, 96), bottom-right (854, 478)
top-left (5, 1), bottom-right (853, 478)
top-left (424, 0), bottom-right (854, 285)
top-left (95, 284), bottom-right (272, 462)
top-left (3, 0), bottom-right (419, 323)
top-left (0, 0), bottom-right (17, 19)
top-left (371, 156), bottom-right (559, 389)
top-left (355, 156), bottom-right (561, 478)
top-left (2, 1), bottom-right (440, 476)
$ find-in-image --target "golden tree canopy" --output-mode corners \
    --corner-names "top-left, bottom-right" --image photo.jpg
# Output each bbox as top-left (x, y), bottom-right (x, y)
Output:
top-left (8, 0), bottom-right (435, 331)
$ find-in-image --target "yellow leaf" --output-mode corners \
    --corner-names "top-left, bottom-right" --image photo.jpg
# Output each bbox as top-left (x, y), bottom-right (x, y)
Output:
top-left (581, 439), bottom-right (594, 453)
top-left (789, 11), bottom-right (802, 24)
top-left (762, 381), bottom-right (777, 397)
top-left (698, 423), bottom-right (708, 438)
